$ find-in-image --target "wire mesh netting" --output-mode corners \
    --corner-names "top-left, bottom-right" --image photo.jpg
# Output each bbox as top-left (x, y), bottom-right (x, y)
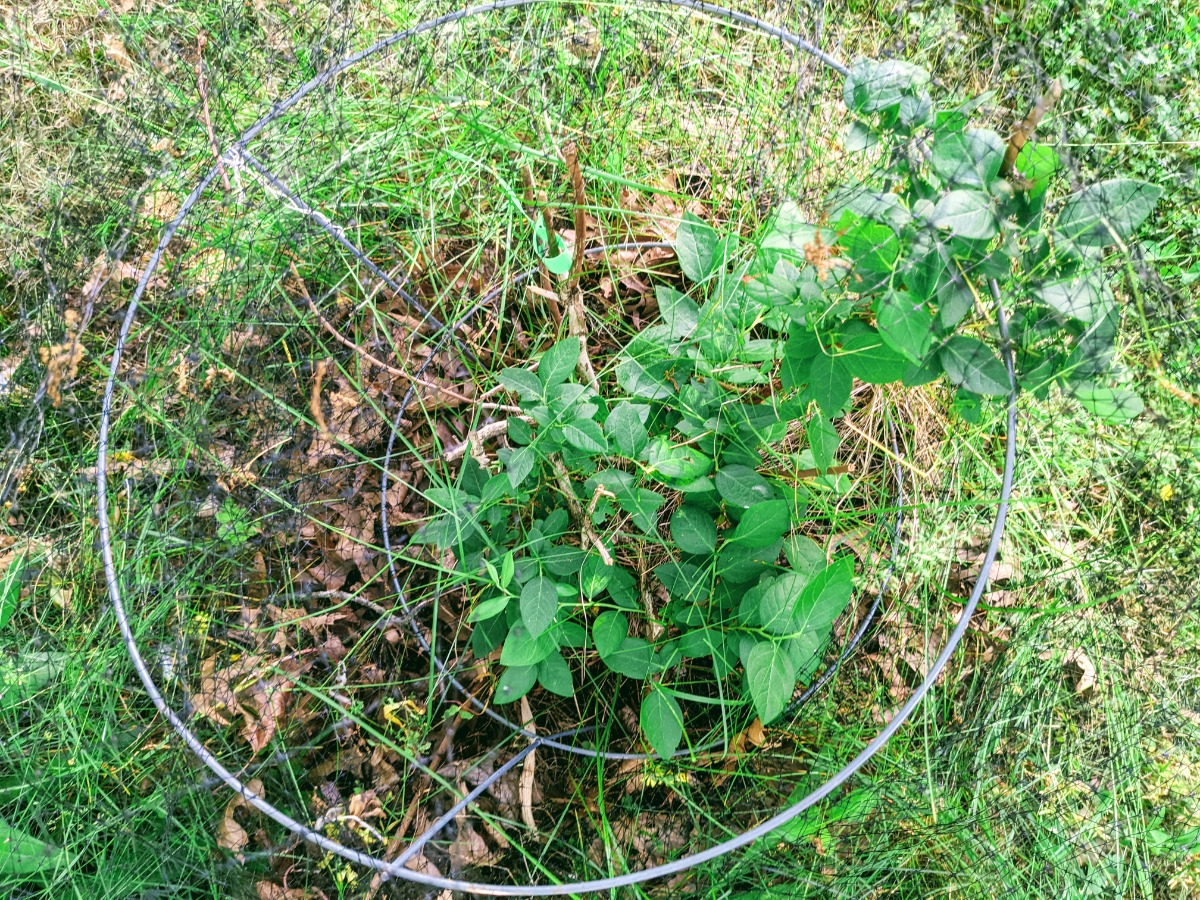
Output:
top-left (3, 0), bottom-right (1199, 898)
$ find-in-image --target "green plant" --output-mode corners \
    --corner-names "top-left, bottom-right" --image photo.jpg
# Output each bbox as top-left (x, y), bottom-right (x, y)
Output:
top-left (414, 56), bottom-right (1163, 759)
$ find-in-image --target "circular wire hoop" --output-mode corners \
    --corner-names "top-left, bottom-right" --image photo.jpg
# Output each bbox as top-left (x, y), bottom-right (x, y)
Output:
top-left (96, 1), bottom-right (1018, 894)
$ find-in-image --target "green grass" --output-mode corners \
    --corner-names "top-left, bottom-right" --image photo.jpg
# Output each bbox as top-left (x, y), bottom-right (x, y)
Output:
top-left (2, 0), bottom-right (1198, 898)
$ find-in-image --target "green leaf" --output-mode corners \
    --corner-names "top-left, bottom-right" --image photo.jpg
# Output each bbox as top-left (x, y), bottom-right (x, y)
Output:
top-left (563, 419), bottom-right (608, 455)
top-left (520, 576), bottom-right (559, 639)
top-left (604, 637), bottom-right (658, 678)
top-left (677, 212), bottom-right (720, 281)
top-left (843, 58), bottom-right (931, 114)
top-left (606, 403), bottom-right (649, 457)
top-left (845, 121), bottom-right (878, 153)
top-left (939, 336), bottom-right (1010, 397)
top-left (506, 446), bottom-right (536, 490)
top-left (537, 652), bottom-right (574, 697)
top-left (580, 554), bottom-right (612, 599)
top-left (0, 652), bottom-right (67, 710)
top-left (640, 686), bottom-right (684, 757)
top-left (930, 190), bottom-right (997, 240)
top-left (931, 128), bottom-right (1005, 188)
top-left (839, 219), bottom-right (899, 289)
top-left (1054, 178), bottom-right (1162, 249)
top-left (731, 500), bottom-right (791, 549)
top-left (468, 593), bottom-right (511, 623)
top-left (877, 291), bottom-right (933, 362)
top-left (495, 665), bottom-right (538, 704)
top-left (1031, 270), bottom-right (1113, 323)
top-left (499, 367), bottom-right (543, 402)
top-left (644, 437), bottom-right (714, 486)
top-left (757, 571), bottom-right (813, 634)
top-left (657, 285), bottom-right (700, 338)
top-left (1014, 143), bottom-right (1059, 201)
top-left (539, 337), bottom-right (581, 389)
top-left (745, 641), bottom-right (797, 724)
top-left (499, 624), bottom-right (556, 667)
top-left (808, 354), bottom-right (852, 418)
top-left (838, 325), bottom-right (909, 384)
top-left (671, 505), bottom-right (718, 555)
top-left (715, 465), bottom-right (775, 509)
top-left (784, 535), bottom-right (826, 578)
top-left (0, 818), bottom-right (65, 876)
top-left (0, 552), bottom-right (26, 631)
top-left (592, 611), bottom-right (628, 657)
top-left (623, 487), bottom-right (667, 535)
top-left (1072, 385), bottom-right (1145, 422)
top-left (795, 557), bottom-right (855, 638)
top-left (806, 415), bottom-right (839, 473)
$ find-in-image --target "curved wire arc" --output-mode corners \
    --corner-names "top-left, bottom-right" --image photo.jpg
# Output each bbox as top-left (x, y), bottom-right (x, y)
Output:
top-left (94, 2), bottom-right (1013, 895)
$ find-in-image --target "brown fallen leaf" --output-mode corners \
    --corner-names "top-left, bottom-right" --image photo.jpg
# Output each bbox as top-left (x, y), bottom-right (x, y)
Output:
top-left (217, 778), bottom-right (265, 859)
top-left (1040, 647), bottom-right (1097, 693)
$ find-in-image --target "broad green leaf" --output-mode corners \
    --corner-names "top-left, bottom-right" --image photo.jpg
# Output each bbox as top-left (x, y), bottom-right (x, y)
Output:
top-left (930, 190), bottom-right (997, 240)
top-left (520, 576), bottom-right (559, 639)
top-left (939, 336), bottom-right (1010, 397)
top-left (877, 290), bottom-right (933, 362)
top-left (541, 544), bottom-right (586, 578)
top-left (499, 367), bottom-right (543, 402)
top-left (506, 446), bottom-right (536, 490)
top-left (731, 500), bottom-right (791, 549)
top-left (0, 652), bottom-right (67, 710)
top-left (468, 593), bottom-right (511, 623)
top-left (808, 354), bottom-right (852, 418)
top-left (806, 415), bottom-right (839, 473)
top-left (563, 419), bottom-right (608, 455)
top-left (843, 58), bottom-right (931, 114)
top-left (1014, 142), bottom-right (1059, 201)
top-left (580, 554), bottom-right (612, 599)
top-left (539, 337), bottom-right (581, 389)
top-left (677, 212), bottom-right (720, 281)
top-left (781, 328), bottom-right (821, 389)
top-left (0, 818), bottom-right (65, 876)
top-left (0, 552), bottom-right (26, 631)
top-left (499, 624), bottom-right (557, 667)
top-left (931, 128), bottom-right (1005, 188)
top-left (644, 437), bottom-right (714, 486)
top-left (1055, 178), bottom-right (1162, 249)
top-left (745, 641), bottom-right (797, 724)
top-left (671, 505), bottom-right (718, 555)
top-left (640, 686), bottom-right (684, 757)
top-left (827, 186), bottom-right (913, 234)
top-left (794, 556), bottom-right (855, 637)
top-left (656, 285), bottom-right (700, 338)
top-left (838, 219), bottom-right (899, 289)
top-left (845, 121), bottom-right (879, 152)
top-left (537, 652), bottom-right (574, 697)
top-left (604, 637), bottom-right (658, 678)
top-left (495, 665), bottom-right (538, 704)
top-left (1072, 385), bottom-right (1145, 422)
top-left (937, 272), bottom-right (977, 329)
top-left (838, 325), bottom-right (909, 384)
top-left (1031, 270), bottom-right (1113, 323)
top-left (784, 535), bottom-right (826, 578)
top-left (655, 561), bottom-right (708, 604)
top-left (606, 403), bottom-right (649, 457)
top-left (758, 571), bottom-right (815, 634)
top-left (592, 611), bottom-right (628, 657)
top-left (619, 487), bottom-right (667, 534)
top-left (715, 465), bottom-right (775, 509)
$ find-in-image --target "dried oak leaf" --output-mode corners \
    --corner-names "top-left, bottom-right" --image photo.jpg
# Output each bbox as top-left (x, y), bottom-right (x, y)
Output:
top-left (217, 778), bottom-right (265, 859)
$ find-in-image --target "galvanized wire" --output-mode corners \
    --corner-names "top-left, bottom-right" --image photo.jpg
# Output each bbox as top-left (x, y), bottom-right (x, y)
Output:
top-left (95, 1), bottom-right (1016, 894)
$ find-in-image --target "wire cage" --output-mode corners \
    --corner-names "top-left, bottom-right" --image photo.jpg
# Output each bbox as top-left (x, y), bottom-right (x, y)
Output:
top-left (80, 2), bottom-right (1026, 895)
